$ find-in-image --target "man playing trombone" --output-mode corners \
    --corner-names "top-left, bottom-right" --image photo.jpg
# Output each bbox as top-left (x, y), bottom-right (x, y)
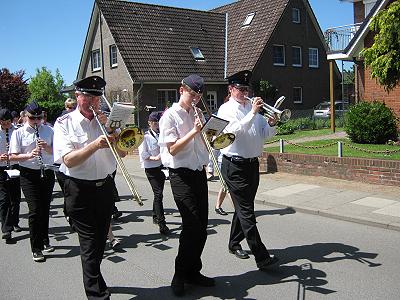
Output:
top-left (53, 76), bottom-right (125, 299)
top-left (217, 70), bottom-right (280, 270)
top-left (159, 74), bottom-right (214, 296)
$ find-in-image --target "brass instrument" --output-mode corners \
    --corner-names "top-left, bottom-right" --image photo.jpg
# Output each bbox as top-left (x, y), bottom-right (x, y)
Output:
top-left (192, 100), bottom-right (229, 193)
top-left (33, 124), bottom-right (45, 178)
top-left (92, 97), bottom-right (144, 206)
top-left (245, 96), bottom-right (291, 123)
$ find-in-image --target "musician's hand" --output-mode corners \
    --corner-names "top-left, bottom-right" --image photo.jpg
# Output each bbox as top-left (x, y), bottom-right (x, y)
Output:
top-left (30, 148), bottom-right (41, 159)
top-left (97, 112), bottom-right (108, 126)
top-left (37, 139), bottom-right (49, 151)
top-left (251, 97), bottom-right (264, 114)
top-left (94, 135), bottom-right (115, 149)
top-left (268, 116), bottom-right (277, 127)
top-left (192, 118), bottom-right (202, 133)
top-left (0, 153), bottom-right (9, 162)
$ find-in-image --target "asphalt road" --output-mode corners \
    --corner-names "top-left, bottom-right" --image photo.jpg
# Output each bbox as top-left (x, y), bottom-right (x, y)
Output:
top-left (1, 174), bottom-right (400, 300)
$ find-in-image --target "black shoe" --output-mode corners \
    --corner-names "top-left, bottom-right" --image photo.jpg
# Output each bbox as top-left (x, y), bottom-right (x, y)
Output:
top-left (2, 231), bottom-right (11, 241)
top-left (257, 255), bottom-right (280, 270)
top-left (159, 223), bottom-right (170, 235)
top-left (171, 274), bottom-right (184, 296)
top-left (215, 207), bottom-right (228, 216)
top-left (32, 251), bottom-right (45, 262)
top-left (43, 244), bottom-right (55, 253)
top-left (152, 217), bottom-right (158, 225)
top-left (13, 225), bottom-right (22, 232)
top-left (229, 249), bottom-right (250, 259)
top-left (185, 273), bottom-right (215, 287)
top-left (112, 211), bottom-right (122, 220)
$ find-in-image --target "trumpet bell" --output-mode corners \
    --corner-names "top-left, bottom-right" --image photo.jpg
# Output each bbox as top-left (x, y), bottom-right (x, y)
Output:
top-left (279, 109), bottom-right (292, 123)
top-left (210, 133), bottom-right (235, 150)
top-left (116, 127), bottom-right (144, 152)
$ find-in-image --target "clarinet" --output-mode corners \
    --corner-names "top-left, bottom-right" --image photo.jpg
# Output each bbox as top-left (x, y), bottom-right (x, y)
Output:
top-left (33, 124), bottom-right (45, 178)
top-left (5, 128), bottom-right (10, 170)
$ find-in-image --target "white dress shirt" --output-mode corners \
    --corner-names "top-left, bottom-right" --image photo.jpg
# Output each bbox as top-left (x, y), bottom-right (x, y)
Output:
top-left (159, 102), bottom-right (208, 171)
top-left (9, 123), bottom-right (54, 169)
top-left (53, 109), bottom-right (116, 180)
top-left (217, 97), bottom-right (276, 158)
top-left (138, 129), bottom-right (162, 169)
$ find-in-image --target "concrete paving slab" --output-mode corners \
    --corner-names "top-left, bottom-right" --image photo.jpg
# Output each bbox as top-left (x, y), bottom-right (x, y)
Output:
top-left (351, 197), bottom-right (398, 208)
top-left (373, 203), bottom-right (400, 218)
top-left (262, 184), bottom-right (320, 197)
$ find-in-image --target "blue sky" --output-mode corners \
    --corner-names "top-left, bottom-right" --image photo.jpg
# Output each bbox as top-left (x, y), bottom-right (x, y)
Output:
top-left (1, 0), bottom-right (354, 85)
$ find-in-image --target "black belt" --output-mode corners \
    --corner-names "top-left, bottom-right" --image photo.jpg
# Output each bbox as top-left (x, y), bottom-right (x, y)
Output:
top-left (66, 175), bottom-right (110, 187)
top-left (223, 155), bottom-right (258, 163)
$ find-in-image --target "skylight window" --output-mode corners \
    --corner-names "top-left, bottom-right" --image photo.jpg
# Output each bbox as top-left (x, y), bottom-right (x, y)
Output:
top-left (242, 12), bottom-right (256, 26)
top-left (190, 47), bottom-right (205, 61)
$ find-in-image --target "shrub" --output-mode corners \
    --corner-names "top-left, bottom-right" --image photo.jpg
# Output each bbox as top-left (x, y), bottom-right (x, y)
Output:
top-left (277, 122), bottom-right (296, 135)
top-left (344, 101), bottom-right (398, 144)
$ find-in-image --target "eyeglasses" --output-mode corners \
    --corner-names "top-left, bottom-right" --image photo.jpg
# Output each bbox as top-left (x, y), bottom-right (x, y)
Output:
top-left (234, 86), bottom-right (249, 92)
top-left (28, 116), bottom-right (43, 120)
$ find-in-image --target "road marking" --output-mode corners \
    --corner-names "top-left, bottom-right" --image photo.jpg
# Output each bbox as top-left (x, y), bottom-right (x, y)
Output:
top-left (262, 184), bottom-right (320, 197)
top-left (351, 197), bottom-right (397, 208)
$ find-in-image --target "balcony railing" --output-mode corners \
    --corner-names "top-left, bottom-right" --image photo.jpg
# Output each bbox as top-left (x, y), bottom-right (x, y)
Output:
top-left (324, 23), bottom-right (362, 53)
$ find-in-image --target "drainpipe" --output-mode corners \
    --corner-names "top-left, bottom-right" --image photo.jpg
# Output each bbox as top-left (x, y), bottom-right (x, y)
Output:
top-left (134, 81), bottom-right (144, 127)
top-left (99, 13), bottom-right (105, 81)
top-left (224, 13), bottom-right (228, 79)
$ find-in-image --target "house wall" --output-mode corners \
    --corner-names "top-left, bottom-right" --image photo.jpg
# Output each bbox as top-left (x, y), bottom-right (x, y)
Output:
top-left (82, 14), bottom-right (134, 104)
top-left (252, 0), bottom-right (338, 117)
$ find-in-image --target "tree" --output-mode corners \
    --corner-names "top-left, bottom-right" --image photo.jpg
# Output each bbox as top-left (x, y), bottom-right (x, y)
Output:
top-left (253, 79), bottom-right (278, 103)
top-left (361, 1), bottom-right (400, 91)
top-left (0, 68), bottom-right (30, 113)
top-left (28, 67), bottom-right (67, 122)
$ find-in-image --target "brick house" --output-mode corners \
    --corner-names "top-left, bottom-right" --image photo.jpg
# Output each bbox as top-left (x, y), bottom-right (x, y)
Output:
top-left (326, 0), bottom-right (400, 119)
top-left (78, 0), bottom-right (339, 127)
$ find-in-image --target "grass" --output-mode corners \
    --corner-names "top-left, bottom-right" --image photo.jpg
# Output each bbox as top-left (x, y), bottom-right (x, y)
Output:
top-left (265, 129), bottom-right (400, 160)
top-left (266, 128), bottom-right (345, 142)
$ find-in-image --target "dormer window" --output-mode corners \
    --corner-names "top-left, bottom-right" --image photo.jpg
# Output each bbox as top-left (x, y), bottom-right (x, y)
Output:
top-left (190, 47), bottom-right (205, 61)
top-left (242, 12), bottom-right (256, 27)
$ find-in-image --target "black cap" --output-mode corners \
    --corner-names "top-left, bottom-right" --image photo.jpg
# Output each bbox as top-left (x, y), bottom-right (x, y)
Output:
top-left (227, 70), bottom-right (252, 87)
top-left (182, 74), bottom-right (204, 94)
top-left (25, 101), bottom-right (43, 117)
top-left (148, 111), bottom-right (162, 122)
top-left (73, 76), bottom-right (106, 96)
top-left (0, 108), bottom-right (12, 121)
top-left (11, 111), bottom-right (19, 119)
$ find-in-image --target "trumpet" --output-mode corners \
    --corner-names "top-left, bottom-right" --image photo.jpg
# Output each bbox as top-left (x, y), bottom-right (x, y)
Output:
top-left (91, 99), bottom-right (144, 206)
top-left (245, 96), bottom-right (291, 123)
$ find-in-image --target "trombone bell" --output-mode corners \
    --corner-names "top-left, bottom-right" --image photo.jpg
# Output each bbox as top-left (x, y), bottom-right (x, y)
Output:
top-left (116, 127), bottom-right (144, 152)
top-left (210, 133), bottom-right (235, 150)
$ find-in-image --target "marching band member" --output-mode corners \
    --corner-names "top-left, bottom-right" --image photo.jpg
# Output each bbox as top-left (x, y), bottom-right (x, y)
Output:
top-left (217, 70), bottom-right (280, 270)
top-left (9, 101), bottom-right (55, 261)
top-left (0, 108), bottom-right (22, 242)
top-left (159, 74), bottom-right (214, 296)
top-left (53, 76), bottom-right (124, 299)
top-left (139, 111), bottom-right (170, 235)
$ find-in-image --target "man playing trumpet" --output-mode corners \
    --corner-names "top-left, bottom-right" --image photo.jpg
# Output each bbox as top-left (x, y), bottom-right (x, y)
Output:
top-left (217, 70), bottom-right (280, 270)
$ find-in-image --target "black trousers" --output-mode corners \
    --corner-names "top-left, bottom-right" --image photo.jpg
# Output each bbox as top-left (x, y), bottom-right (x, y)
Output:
top-left (0, 166), bottom-right (21, 233)
top-left (221, 156), bottom-right (270, 263)
top-left (169, 167), bottom-right (208, 278)
top-left (145, 166), bottom-right (166, 224)
top-left (64, 175), bottom-right (114, 300)
top-left (19, 167), bottom-right (55, 252)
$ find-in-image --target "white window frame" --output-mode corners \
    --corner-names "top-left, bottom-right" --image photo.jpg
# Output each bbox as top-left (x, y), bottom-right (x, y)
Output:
top-left (242, 12), bottom-right (256, 26)
top-left (206, 91), bottom-right (218, 112)
top-left (309, 48), bottom-right (319, 68)
top-left (292, 46), bottom-right (302, 67)
top-left (293, 87), bottom-right (303, 104)
top-left (292, 8), bottom-right (300, 23)
top-left (273, 45), bottom-right (285, 66)
top-left (190, 47), bottom-right (205, 61)
top-left (157, 89), bottom-right (177, 109)
top-left (110, 45), bottom-right (118, 68)
top-left (91, 49), bottom-right (101, 72)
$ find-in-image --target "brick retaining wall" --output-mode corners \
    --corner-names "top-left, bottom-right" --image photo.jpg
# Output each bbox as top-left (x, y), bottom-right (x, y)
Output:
top-left (260, 152), bottom-right (400, 187)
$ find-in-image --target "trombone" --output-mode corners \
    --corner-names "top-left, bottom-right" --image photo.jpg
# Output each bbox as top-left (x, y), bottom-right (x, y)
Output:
top-left (245, 96), bottom-right (291, 123)
top-left (91, 97), bottom-right (144, 206)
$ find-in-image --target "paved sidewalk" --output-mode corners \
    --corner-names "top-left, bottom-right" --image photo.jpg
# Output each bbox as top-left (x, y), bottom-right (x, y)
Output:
top-left (124, 155), bottom-right (400, 232)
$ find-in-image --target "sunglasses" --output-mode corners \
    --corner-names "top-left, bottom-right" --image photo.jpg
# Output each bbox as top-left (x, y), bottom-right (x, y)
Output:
top-left (28, 116), bottom-right (43, 120)
top-left (234, 86), bottom-right (249, 92)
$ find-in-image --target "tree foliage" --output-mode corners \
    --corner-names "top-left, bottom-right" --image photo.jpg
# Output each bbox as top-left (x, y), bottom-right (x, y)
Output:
top-left (28, 67), bottom-right (67, 122)
top-left (253, 79), bottom-right (278, 102)
top-left (361, 1), bottom-right (400, 91)
top-left (0, 68), bottom-right (30, 113)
